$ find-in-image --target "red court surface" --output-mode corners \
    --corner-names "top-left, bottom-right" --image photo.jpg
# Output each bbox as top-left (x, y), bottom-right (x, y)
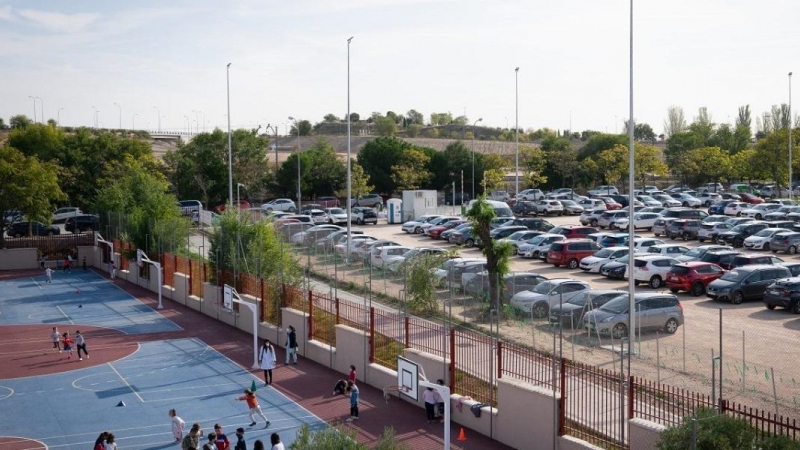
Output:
top-left (0, 269), bottom-right (512, 450)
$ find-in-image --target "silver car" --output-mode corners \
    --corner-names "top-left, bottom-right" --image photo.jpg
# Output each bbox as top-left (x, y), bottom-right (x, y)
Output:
top-left (582, 292), bottom-right (684, 338)
top-left (510, 279), bottom-right (591, 318)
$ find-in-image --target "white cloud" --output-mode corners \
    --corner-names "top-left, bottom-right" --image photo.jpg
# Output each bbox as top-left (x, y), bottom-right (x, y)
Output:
top-left (16, 8), bottom-right (100, 34)
top-left (0, 5), bottom-right (15, 21)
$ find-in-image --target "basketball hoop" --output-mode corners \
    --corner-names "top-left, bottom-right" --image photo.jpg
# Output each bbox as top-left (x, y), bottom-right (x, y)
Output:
top-left (383, 385), bottom-right (411, 404)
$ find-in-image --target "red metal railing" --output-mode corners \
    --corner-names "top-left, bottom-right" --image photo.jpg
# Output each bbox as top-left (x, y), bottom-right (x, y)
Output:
top-left (452, 328), bottom-right (496, 407)
top-left (499, 339), bottom-right (556, 390)
top-left (722, 400), bottom-right (800, 440)
top-left (310, 291), bottom-right (335, 346)
top-left (630, 376), bottom-right (715, 428)
top-left (406, 316), bottom-right (446, 358)
top-left (562, 358), bottom-right (626, 450)
top-left (372, 307), bottom-right (406, 370)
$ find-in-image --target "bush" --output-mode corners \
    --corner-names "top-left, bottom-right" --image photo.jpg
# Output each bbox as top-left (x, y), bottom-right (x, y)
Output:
top-left (289, 423), bottom-right (408, 450)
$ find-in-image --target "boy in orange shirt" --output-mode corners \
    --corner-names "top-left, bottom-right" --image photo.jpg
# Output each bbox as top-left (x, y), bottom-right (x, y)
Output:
top-left (236, 389), bottom-right (270, 428)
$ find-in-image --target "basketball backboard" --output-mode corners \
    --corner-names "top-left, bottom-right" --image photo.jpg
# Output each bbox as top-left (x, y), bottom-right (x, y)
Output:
top-left (397, 356), bottom-right (419, 402)
top-left (222, 284), bottom-right (234, 312)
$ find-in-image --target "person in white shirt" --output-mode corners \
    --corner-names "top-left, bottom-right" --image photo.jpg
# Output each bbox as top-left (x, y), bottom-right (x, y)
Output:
top-left (45, 267), bottom-right (53, 284)
top-left (423, 387), bottom-right (438, 424)
top-left (169, 408), bottom-right (185, 442)
top-left (270, 433), bottom-right (285, 450)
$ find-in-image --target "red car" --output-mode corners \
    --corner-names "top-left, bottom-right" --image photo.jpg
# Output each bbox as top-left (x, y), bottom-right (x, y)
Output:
top-left (214, 200), bottom-right (252, 213)
top-left (740, 193), bottom-right (764, 205)
top-left (548, 225), bottom-right (598, 239)
top-left (666, 261), bottom-right (725, 296)
top-left (598, 196), bottom-right (623, 210)
top-left (546, 238), bottom-right (601, 269)
top-left (316, 196), bottom-right (340, 208)
top-left (429, 220), bottom-right (466, 239)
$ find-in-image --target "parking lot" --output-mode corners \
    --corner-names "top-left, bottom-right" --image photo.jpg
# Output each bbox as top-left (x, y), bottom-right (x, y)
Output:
top-left (331, 212), bottom-right (800, 415)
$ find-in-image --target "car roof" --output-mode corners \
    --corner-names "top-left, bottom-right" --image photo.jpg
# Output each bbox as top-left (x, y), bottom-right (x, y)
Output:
top-left (729, 264), bottom-right (787, 272)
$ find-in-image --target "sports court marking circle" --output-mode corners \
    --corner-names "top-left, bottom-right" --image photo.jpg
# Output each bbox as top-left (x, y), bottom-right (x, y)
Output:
top-left (0, 436), bottom-right (46, 450)
top-left (0, 386), bottom-right (13, 401)
top-left (72, 372), bottom-right (127, 393)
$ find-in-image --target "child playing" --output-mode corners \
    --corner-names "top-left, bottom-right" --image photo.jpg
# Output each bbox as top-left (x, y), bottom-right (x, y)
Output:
top-left (51, 327), bottom-right (61, 352)
top-left (169, 409), bottom-right (186, 442)
top-left (62, 332), bottom-right (74, 359)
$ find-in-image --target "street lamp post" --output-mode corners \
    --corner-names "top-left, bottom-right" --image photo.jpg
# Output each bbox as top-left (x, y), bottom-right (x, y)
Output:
top-left (153, 106), bottom-right (161, 132)
top-left (515, 67), bottom-right (520, 195)
top-left (184, 115), bottom-right (190, 134)
top-left (37, 97), bottom-right (43, 123)
top-left (627, 0), bottom-right (636, 375)
top-left (790, 72), bottom-right (794, 199)
top-left (237, 183), bottom-right (245, 215)
top-left (346, 36), bottom-right (354, 262)
top-left (226, 63), bottom-right (233, 208)
top-left (114, 102), bottom-right (122, 129)
top-left (266, 124), bottom-right (279, 173)
top-left (57, 108), bottom-right (64, 127)
top-left (133, 113), bottom-right (138, 130)
top-left (471, 118), bottom-right (483, 199)
top-left (28, 96), bottom-right (37, 123)
top-left (289, 117), bottom-right (302, 211)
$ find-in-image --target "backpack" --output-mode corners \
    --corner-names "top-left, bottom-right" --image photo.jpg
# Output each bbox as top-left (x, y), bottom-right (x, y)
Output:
top-left (94, 443), bottom-right (104, 450)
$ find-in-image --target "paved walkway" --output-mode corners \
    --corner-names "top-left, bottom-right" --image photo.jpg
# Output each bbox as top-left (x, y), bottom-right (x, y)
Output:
top-left (0, 269), bottom-right (511, 449)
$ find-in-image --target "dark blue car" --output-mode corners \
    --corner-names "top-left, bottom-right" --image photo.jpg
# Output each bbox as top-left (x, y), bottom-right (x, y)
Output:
top-left (708, 200), bottom-right (732, 215)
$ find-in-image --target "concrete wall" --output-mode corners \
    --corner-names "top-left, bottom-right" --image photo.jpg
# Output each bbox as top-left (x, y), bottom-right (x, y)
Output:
top-left (335, 325), bottom-right (367, 380)
top-left (173, 273), bottom-right (189, 306)
top-left (559, 435), bottom-right (605, 450)
top-left (629, 418), bottom-right (665, 450)
top-left (0, 248), bottom-right (38, 270)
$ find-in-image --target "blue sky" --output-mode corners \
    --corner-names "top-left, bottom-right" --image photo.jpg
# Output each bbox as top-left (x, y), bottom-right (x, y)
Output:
top-left (1, 0), bottom-right (798, 135)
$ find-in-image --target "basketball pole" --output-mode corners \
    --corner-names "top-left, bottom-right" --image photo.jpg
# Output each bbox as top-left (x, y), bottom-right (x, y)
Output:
top-left (137, 249), bottom-right (163, 309)
top-left (225, 284), bottom-right (259, 369)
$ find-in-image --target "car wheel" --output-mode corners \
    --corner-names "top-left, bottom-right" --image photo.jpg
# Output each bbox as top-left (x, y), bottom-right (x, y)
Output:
top-left (682, 202), bottom-right (689, 207)
top-left (664, 318), bottom-right (679, 334)
top-left (731, 291), bottom-right (744, 305)
top-left (590, 219), bottom-right (598, 227)
top-left (669, 288), bottom-right (679, 293)
top-left (756, 214), bottom-right (763, 220)
top-left (766, 304), bottom-right (776, 310)
top-left (792, 302), bottom-right (800, 314)
top-left (512, 247), bottom-right (518, 256)
top-left (414, 226), bottom-right (423, 234)
top-left (532, 251), bottom-right (540, 258)
top-left (763, 243), bottom-right (770, 251)
top-left (649, 275), bottom-right (662, 289)
top-left (736, 212), bottom-right (741, 217)
top-left (611, 323), bottom-right (628, 339)
top-left (356, 218), bottom-right (363, 225)
top-left (288, 207), bottom-right (296, 213)
top-left (266, 208), bottom-right (273, 213)
top-left (567, 259), bottom-right (579, 269)
top-left (734, 238), bottom-right (743, 248)
top-left (790, 246), bottom-right (798, 255)
top-left (698, 238), bottom-right (705, 243)
top-left (682, 232), bottom-right (691, 241)
top-left (691, 282), bottom-right (705, 297)
top-left (532, 302), bottom-right (549, 319)
top-left (466, 239), bottom-right (474, 248)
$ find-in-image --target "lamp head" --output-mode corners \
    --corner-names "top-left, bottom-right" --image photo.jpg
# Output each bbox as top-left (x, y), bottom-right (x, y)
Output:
top-left (227, 62), bottom-right (232, 68)
top-left (478, 118), bottom-right (483, 122)
top-left (348, 36), bottom-right (354, 43)
top-left (515, 67), bottom-right (519, 72)
top-left (288, 116), bottom-right (295, 121)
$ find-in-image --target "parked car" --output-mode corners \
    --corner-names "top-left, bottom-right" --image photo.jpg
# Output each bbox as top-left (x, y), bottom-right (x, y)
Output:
top-left (261, 198), bottom-right (296, 212)
top-left (549, 289), bottom-right (623, 327)
top-left (675, 244), bottom-right (734, 263)
top-left (519, 234), bottom-right (567, 259)
top-left (743, 228), bottom-right (792, 251)
top-left (646, 244), bottom-right (690, 257)
top-left (497, 230), bottom-right (544, 255)
top-left (631, 255), bottom-right (680, 288)
top-left (728, 254), bottom-right (783, 269)
top-left (697, 249), bottom-right (741, 270)
top-left (582, 292), bottom-right (684, 338)
top-left (654, 194), bottom-right (682, 208)
top-left (599, 254), bottom-right (640, 279)
top-left (464, 272), bottom-right (547, 302)
top-left (52, 207), bottom-right (82, 223)
top-left (652, 218), bottom-right (679, 237)
top-left (64, 214), bottom-right (100, 233)
top-left (697, 192), bottom-right (723, 207)
top-left (599, 233), bottom-right (640, 248)
top-left (717, 222), bottom-right (770, 247)
top-left (597, 210), bottom-right (629, 229)
top-left (323, 207), bottom-right (348, 225)
top-left (510, 279), bottom-right (591, 318)
top-left (580, 209), bottom-right (607, 227)
top-left (635, 195), bottom-right (662, 208)
top-left (489, 225), bottom-right (529, 240)
top-left (509, 217), bottom-right (555, 232)
top-left (579, 247), bottom-right (630, 273)
top-left (354, 194), bottom-right (384, 208)
top-left (769, 231), bottom-right (800, 254)
top-left (316, 196), bottom-right (340, 208)
top-left (764, 206), bottom-right (800, 221)
top-left (371, 245), bottom-right (413, 269)
top-left (516, 189), bottom-right (545, 201)
top-left (428, 219), bottom-right (466, 240)
top-left (546, 239), bottom-right (601, 269)
top-left (708, 200), bottom-right (733, 215)
top-left (597, 196), bottom-right (623, 210)
top-left (763, 277), bottom-right (800, 313)
top-left (352, 207), bottom-right (378, 225)
top-left (559, 200), bottom-right (584, 215)
top-left (402, 215), bottom-right (441, 234)
top-left (666, 262), bottom-right (726, 296)
top-left (548, 225), bottom-right (598, 240)
top-left (577, 198), bottom-right (607, 211)
top-left (666, 219), bottom-right (702, 240)
top-left (587, 185), bottom-right (619, 196)
top-left (421, 216), bottom-right (461, 235)
top-left (534, 199), bottom-right (565, 216)
top-left (706, 265), bottom-right (792, 304)
top-left (697, 222), bottom-right (730, 243)
top-left (6, 221), bottom-right (60, 237)
top-left (740, 193), bottom-right (764, 205)
top-left (512, 200), bottom-right (538, 216)
top-left (741, 203), bottom-right (782, 220)
top-left (612, 212), bottom-right (659, 231)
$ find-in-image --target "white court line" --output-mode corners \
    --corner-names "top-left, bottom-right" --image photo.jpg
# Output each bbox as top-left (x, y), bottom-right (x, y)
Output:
top-left (104, 274), bottom-right (185, 332)
top-left (54, 306), bottom-right (74, 325)
top-left (106, 361), bottom-right (145, 403)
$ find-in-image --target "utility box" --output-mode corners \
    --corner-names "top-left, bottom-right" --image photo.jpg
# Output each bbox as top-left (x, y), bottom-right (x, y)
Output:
top-left (401, 190), bottom-right (438, 222)
top-left (387, 198), bottom-right (403, 224)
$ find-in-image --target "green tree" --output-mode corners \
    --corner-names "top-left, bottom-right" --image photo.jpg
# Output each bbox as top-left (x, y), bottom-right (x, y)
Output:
top-left (275, 151), bottom-right (313, 199)
top-left (452, 115), bottom-right (469, 126)
top-left (9, 114), bottom-right (32, 129)
top-left (357, 136), bottom-right (411, 194)
top-left (406, 124), bottom-right (421, 137)
top-left (753, 129), bottom-right (799, 187)
top-left (665, 131), bottom-right (705, 173)
top-left (391, 148), bottom-right (431, 191)
top-left (466, 198), bottom-right (513, 307)
top-left (375, 116), bottom-right (398, 136)
top-left (406, 251), bottom-right (451, 314)
top-left (728, 148), bottom-right (760, 182)
top-left (663, 105), bottom-right (687, 138)
top-left (634, 123), bottom-right (656, 142)
top-left (336, 162), bottom-right (374, 200)
top-left (482, 169), bottom-right (506, 191)
top-left (429, 112), bottom-right (453, 126)
top-left (633, 143), bottom-right (669, 187)
top-left (429, 141), bottom-right (484, 195)
top-left (291, 120), bottom-right (313, 136)
top-left (676, 146), bottom-right (731, 187)
top-left (304, 138), bottom-right (347, 197)
top-left (0, 118), bottom-right (8, 130)
top-left (323, 113), bottom-right (339, 122)
top-left (406, 109), bottom-right (424, 125)
top-left (0, 146), bottom-right (67, 245)
top-left (349, 112), bottom-right (360, 122)
top-left (289, 423), bottom-right (409, 450)
top-left (519, 145), bottom-right (548, 187)
top-left (578, 133), bottom-right (627, 160)
top-left (595, 145), bottom-right (628, 187)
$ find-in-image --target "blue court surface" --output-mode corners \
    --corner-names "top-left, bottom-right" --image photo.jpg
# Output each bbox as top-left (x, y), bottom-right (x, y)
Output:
top-left (0, 270), bottom-right (181, 334)
top-left (0, 338), bottom-right (326, 448)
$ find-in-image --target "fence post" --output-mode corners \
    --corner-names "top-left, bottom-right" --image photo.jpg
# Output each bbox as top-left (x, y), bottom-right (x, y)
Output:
top-left (558, 358), bottom-right (566, 436)
top-left (259, 279), bottom-right (265, 322)
top-left (449, 329), bottom-right (456, 392)
top-left (335, 297), bottom-right (340, 324)
top-left (369, 307), bottom-right (375, 363)
top-left (497, 341), bottom-right (503, 380)
top-left (404, 316), bottom-right (410, 348)
top-left (307, 291), bottom-right (314, 340)
top-left (628, 375), bottom-right (635, 420)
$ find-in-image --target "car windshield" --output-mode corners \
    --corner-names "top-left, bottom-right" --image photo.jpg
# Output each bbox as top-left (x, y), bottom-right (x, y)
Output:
top-left (729, 224), bottom-right (749, 232)
top-left (613, 254), bottom-right (632, 264)
top-left (593, 248), bottom-right (614, 258)
top-left (599, 295), bottom-right (629, 314)
top-left (508, 231), bottom-right (528, 240)
top-left (682, 247), bottom-right (706, 258)
top-left (328, 208), bottom-right (344, 214)
top-left (531, 281), bottom-right (557, 294)
top-left (527, 236), bottom-right (546, 245)
top-left (755, 229), bottom-right (777, 237)
top-left (562, 200), bottom-right (577, 206)
top-left (566, 292), bottom-right (591, 306)
top-left (720, 270), bottom-right (746, 281)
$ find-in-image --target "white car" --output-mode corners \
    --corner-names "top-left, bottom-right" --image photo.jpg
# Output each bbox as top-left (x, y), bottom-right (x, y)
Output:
top-left (497, 230), bottom-right (543, 255)
top-left (631, 237), bottom-right (667, 251)
top-left (356, 239), bottom-right (399, 261)
top-left (743, 228), bottom-right (792, 251)
top-left (421, 216), bottom-right (461, 235)
top-left (587, 185), bottom-right (619, 196)
top-left (635, 195), bottom-right (662, 207)
top-left (261, 198), bottom-right (297, 212)
top-left (580, 209), bottom-right (607, 226)
top-left (697, 192), bottom-right (723, 206)
top-left (654, 195), bottom-right (682, 208)
top-left (510, 279), bottom-right (591, 317)
top-left (671, 193), bottom-right (702, 208)
top-left (579, 246), bottom-right (630, 273)
top-left (740, 203), bottom-right (782, 220)
top-left (401, 215), bottom-right (441, 234)
top-left (597, 210), bottom-right (628, 229)
top-left (646, 244), bottom-right (690, 256)
top-left (307, 209), bottom-right (328, 224)
top-left (612, 212), bottom-right (660, 231)
top-left (577, 198), bottom-right (607, 211)
top-left (52, 207), bottom-right (82, 223)
top-left (535, 200), bottom-right (565, 216)
top-left (723, 202), bottom-right (748, 216)
top-left (334, 235), bottom-right (375, 257)
top-left (371, 245), bottom-right (413, 269)
top-left (434, 257), bottom-right (485, 287)
top-left (631, 255), bottom-right (680, 288)
top-left (516, 189), bottom-right (545, 201)
top-left (324, 207), bottom-right (348, 225)
top-left (519, 233), bottom-right (566, 259)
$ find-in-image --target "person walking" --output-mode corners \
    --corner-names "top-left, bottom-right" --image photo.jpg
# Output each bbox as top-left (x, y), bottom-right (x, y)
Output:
top-left (169, 409), bottom-right (185, 442)
top-left (423, 387), bottom-right (438, 424)
top-left (234, 428), bottom-right (246, 450)
top-left (345, 380), bottom-right (359, 422)
top-left (284, 326), bottom-right (298, 365)
top-left (94, 432), bottom-right (108, 450)
top-left (110, 261), bottom-right (117, 280)
top-left (104, 433), bottom-right (118, 450)
top-left (75, 330), bottom-right (89, 360)
top-left (63, 256), bottom-right (71, 273)
top-left (236, 389), bottom-right (270, 428)
top-left (269, 433), bottom-right (284, 450)
top-left (213, 424), bottom-right (230, 450)
top-left (50, 327), bottom-right (61, 352)
top-left (39, 255), bottom-right (46, 269)
top-left (62, 332), bottom-right (74, 359)
top-left (45, 266), bottom-right (53, 284)
top-left (201, 432), bottom-right (216, 450)
top-left (348, 364), bottom-right (357, 384)
top-left (82, 256), bottom-right (87, 271)
top-left (182, 423), bottom-right (202, 450)
top-left (258, 340), bottom-right (277, 386)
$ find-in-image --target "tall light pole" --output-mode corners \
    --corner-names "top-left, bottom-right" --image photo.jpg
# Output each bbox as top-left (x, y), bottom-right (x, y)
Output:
top-left (471, 118), bottom-right (483, 199)
top-left (37, 97), bottom-right (43, 123)
top-left (132, 113), bottom-right (138, 130)
top-left (289, 116), bottom-right (302, 210)
top-left (515, 67), bottom-right (520, 195)
top-left (114, 102), bottom-right (122, 129)
top-left (184, 115), bottom-right (190, 134)
top-left (266, 124), bottom-right (279, 173)
top-left (192, 110), bottom-right (201, 134)
top-left (153, 106), bottom-right (161, 132)
top-left (790, 72), bottom-right (793, 199)
top-left (346, 36), bottom-right (354, 262)
top-left (237, 183), bottom-right (245, 212)
top-left (28, 96), bottom-right (37, 123)
top-left (226, 63), bottom-right (233, 208)
top-left (57, 108), bottom-right (64, 126)
top-left (626, 0), bottom-right (636, 375)
top-left (91, 105), bottom-right (97, 128)
top-left (95, 110), bottom-right (101, 128)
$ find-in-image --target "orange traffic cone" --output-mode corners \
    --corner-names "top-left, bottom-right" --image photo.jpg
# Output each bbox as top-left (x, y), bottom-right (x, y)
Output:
top-left (457, 427), bottom-right (467, 441)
